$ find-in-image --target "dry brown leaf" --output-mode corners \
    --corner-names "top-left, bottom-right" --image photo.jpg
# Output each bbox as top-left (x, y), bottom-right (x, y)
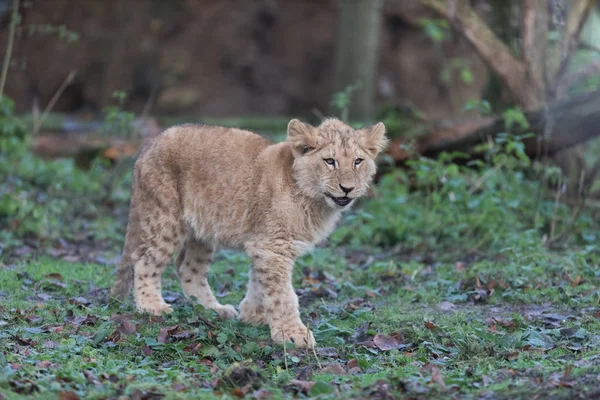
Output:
top-left (117, 321), bottom-right (136, 336)
top-left (425, 321), bottom-right (438, 330)
top-left (158, 325), bottom-right (179, 344)
top-left (431, 365), bottom-right (447, 389)
top-left (373, 333), bottom-right (400, 351)
top-left (58, 391), bottom-right (79, 400)
top-left (289, 379), bottom-right (316, 394)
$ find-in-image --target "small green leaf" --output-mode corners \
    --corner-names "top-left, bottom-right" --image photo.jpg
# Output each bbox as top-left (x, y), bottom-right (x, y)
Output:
top-left (310, 381), bottom-right (335, 395)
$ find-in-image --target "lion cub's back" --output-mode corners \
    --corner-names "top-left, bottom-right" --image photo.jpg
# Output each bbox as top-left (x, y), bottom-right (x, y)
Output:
top-left (144, 123), bottom-right (272, 180)
top-left (135, 124), bottom-right (274, 243)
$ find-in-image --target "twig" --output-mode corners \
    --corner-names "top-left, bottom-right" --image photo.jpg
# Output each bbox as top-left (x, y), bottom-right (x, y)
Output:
top-left (307, 322), bottom-right (322, 369)
top-left (469, 161), bottom-right (505, 194)
top-left (139, 80), bottom-right (159, 130)
top-left (32, 71), bottom-right (76, 136)
top-left (282, 327), bottom-right (288, 370)
top-left (311, 108), bottom-right (326, 122)
top-left (0, 0), bottom-right (20, 98)
top-left (549, 177), bottom-right (563, 241)
top-left (578, 42), bottom-right (600, 55)
top-left (360, 243), bottom-right (403, 268)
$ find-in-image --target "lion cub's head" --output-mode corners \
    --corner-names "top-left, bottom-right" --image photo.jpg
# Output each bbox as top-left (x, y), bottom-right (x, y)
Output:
top-left (287, 118), bottom-right (388, 210)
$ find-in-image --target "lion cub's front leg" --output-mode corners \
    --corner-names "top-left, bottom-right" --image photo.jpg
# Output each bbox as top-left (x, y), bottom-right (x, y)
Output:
top-left (246, 245), bottom-right (315, 349)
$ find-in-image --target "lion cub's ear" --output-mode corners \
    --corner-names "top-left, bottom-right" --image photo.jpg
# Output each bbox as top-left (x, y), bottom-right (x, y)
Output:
top-left (287, 119), bottom-right (318, 156)
top-left (361, 122), bottom-right (389, 158)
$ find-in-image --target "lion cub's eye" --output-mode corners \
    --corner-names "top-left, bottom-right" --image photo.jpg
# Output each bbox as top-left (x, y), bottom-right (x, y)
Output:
top-left (354, 158), bottom-right (364, 166)
top-left (324, 158), bottom-right (336, 166)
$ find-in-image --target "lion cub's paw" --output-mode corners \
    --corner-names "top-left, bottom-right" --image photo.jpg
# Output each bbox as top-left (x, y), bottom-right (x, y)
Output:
top-left (271, 324), bottom-right (316, 349)
top-left (137, 301), bottom-right (174, 316)
top-left (238, 302), bottom-right (268, 325)
top-left (214, 304), bottom-right (238, 319)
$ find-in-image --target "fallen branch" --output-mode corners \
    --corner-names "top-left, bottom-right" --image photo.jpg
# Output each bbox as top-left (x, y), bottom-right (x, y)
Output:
top-left (387, 89), bottom-right (600, 163)
top-left (556, 59), bottom-right (600, 98)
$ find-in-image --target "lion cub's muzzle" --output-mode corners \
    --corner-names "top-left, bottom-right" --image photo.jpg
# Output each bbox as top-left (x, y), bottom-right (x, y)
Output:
top-left (325, 193), bottom-right (353, 207)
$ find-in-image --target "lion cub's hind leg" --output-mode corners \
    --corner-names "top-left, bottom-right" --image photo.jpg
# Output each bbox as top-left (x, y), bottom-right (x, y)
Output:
top-left (176, 238), bottom-right (238, 319)
top-left (133, 216), bottom-right (185, 316)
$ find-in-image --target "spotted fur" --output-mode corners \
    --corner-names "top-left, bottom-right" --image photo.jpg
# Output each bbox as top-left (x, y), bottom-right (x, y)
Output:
top-left (110, 118), bottom-right (388, 348)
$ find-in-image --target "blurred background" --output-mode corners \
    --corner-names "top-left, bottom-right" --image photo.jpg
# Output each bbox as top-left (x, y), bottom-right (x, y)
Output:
top-left (2, 0), bottom-right (490, 120)
top-left (1, 0), bottom-right (600, 261)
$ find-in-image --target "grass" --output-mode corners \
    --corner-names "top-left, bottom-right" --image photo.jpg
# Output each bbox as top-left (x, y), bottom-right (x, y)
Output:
top-left (1, 116), bottom-right (600, 399)
top-left (1, 246), bottom-right (599, 399)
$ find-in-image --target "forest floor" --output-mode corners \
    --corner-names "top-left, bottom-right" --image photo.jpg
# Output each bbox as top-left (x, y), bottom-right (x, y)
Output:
top-left (1, 128), bottom-right (600, 399)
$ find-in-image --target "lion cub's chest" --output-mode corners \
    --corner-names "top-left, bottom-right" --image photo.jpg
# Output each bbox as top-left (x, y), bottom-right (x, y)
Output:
top-left (290, 209), bottom-right (342, 256)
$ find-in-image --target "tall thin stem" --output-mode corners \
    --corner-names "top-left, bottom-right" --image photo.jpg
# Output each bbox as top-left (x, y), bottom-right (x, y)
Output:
top-left (0, 0), bottom-right (20, 99)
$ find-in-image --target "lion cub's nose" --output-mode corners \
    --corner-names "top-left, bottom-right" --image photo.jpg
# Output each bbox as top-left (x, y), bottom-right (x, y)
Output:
top-left (339, 184), bottom-right (355, 194)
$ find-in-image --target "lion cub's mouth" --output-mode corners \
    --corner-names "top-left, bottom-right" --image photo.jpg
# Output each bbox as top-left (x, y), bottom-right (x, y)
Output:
top-left (325, 193), bottom-right (353, 207)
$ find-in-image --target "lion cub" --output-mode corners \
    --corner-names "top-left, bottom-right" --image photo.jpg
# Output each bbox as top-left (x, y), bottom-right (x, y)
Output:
top-left (111, 118), bottom-right (387, 348)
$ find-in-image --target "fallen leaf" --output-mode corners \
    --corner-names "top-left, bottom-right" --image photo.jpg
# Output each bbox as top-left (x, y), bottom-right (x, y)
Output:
top-left (68, 297), bottom-right (91, 307)
top-left (117, 321), bottom-right (136, 335)
top-left (172, 383), bottom-right (188, 392)
top-left (142, 345), bottom-right (153, 356)
top-left (289, 379), bottom-right (315, 394)
top-left (36, 361), bottom-right (52, 368)
top-left (171, 330), bottom-right (196, 340)
top-left (321, 363), bottom-right (346, 375)
top-left (158, 325), bottom-right (179, 344)
top-left (183, 342), bottom-right (203, 354)
top-left (252, 388), bottom-right (272, 400)
top-left (58, 391), bottom-right (79, 400)
top-left (563, 364), bottom-right (572, 379)
top-left (569, 274), bottom-right (582, 287)
top-left (431, 365), bottom-right (447, 389)
top-left (437, 301), bottom-right (456, 312)
top-left (84, 370), bottom-right (101, 386)
top-left (425, 321), bottom-right (438, 330)
top-left (373, 333), bottom-right (400, 351)
top-left (68, 314), bottom-right (98, 327)
top-left (45, 273), bottom-right (63, 281)
top-left (42, 340), bottom-right (58, 349)
top-left (37, 293), bottom-right (52, 301)
top-left (350, 321), bottom-right (372, 343)
top-left (315, 347), bottom-right (338, 357)
top-left (232, 384), bottom-right (252, 397)
top-left (23, 327), bottom-right (44, 334)
top-left (111, 313), bottom-right (135, 322)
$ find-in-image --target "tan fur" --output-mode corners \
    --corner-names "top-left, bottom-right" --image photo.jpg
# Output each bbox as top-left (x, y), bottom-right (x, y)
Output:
top-left (110, 118), bottom-right (388, 348)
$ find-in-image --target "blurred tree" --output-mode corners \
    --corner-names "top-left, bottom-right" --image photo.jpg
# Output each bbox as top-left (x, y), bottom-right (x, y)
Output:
top-left (332, 0), bottom-right (383, 122)
top-left (419, 0), bottom-right (599, 195)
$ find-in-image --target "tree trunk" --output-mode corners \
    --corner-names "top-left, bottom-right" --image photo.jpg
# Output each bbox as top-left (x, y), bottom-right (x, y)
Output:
top-left (332, 0), bottom-right (383, 121)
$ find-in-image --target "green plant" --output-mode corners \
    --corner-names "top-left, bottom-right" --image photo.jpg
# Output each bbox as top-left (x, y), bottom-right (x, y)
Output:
top-left (102, 91), bottom-right (136, 137)
top-left (332, 119), bottom-right (594, 254)
top-left (330, 83), bottom-right (362, 122)
top-left (440, 58), bottom-right (474, 85)
top-left (419, 18), bottom-right (450, 44)
top-left (24, 23), bottom-right (80, 43)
